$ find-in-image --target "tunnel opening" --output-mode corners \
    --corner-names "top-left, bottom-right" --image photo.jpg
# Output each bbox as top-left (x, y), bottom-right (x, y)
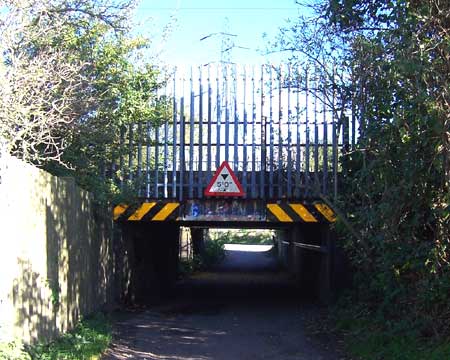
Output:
top-left (114, 221), bottom-right (345, 308)
top-left (209, 228), bottom-right (276, 246)
top-left (185, 228), bottom-right (278, 272)
top-left (110, 220), bottom-right (347, 360)
top-left (175, 226), bottom-right (296, 309)
top-left (177, 224), bottom-right (333, 305)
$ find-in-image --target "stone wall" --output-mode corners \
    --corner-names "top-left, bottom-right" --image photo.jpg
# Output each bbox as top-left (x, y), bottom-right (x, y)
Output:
top-left (0, 154), bottom-right (114, 345)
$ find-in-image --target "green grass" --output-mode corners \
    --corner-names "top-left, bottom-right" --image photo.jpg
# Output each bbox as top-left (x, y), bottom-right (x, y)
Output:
top-left (0, 340), bottom-right (31, 360)
top-left (334, 310), bottom-right (450, 360)
top-left (25, 313), bottom-right (112, 360)
top-left (179, 239), bottom-right (226, 275)
top-left (209, 229), bottom-right (274, 245)
top-left (346, 330), bottom-right (450, 359)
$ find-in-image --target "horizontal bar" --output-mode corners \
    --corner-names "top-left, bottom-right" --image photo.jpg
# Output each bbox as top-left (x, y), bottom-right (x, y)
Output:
top-left (126, 143), bottom-right (343, 148)
top-left (293, 242), bottom-right (328, 253)
top-left (171, 120), bottom-right (333, 126)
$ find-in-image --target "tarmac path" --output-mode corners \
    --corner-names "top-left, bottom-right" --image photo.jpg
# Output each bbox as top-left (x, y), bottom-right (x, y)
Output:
top-left (102, 244), bottom-right (346, 360)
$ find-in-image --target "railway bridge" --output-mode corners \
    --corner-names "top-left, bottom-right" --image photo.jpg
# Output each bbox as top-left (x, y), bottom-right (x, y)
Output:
top-left (112, 64), bottom-right (355, 303)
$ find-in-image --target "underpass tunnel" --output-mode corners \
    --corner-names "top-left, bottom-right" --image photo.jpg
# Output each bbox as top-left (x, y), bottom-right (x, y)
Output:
top-left (109, 223), bottom-right (349, 360)
top-left (180, 224), bottom-right (340, 304)
top-left (114, 221), bottom-right (348, 307)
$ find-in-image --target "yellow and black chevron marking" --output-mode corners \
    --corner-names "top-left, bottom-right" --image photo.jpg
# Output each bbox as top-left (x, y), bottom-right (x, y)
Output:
top-left (266, 202), bottom-right (337, 223)
top-left (313, 203), bottom-right (337, 223)
top-left (113, 202), bottom-right (180, 222)
top-left (113, 204), bottom-right (129, 221)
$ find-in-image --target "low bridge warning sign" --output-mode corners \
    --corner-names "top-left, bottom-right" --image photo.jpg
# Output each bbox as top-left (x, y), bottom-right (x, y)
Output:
top-left (204, 161), bottom-right (245, 197)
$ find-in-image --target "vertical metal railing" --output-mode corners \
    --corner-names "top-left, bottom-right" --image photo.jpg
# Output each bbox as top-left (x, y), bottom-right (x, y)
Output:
top-left (113, 64), bottom-right (354, 201)
top-left (286, 64), bottom-right (292, 198)
top-left (251, 66), bottom-right (257, 198)
top-left (322, 73), bottom-right (328, 195)
top-left (305, 68), bottom-right (311, 197)
top-left (171, 71), bottom-right (177, 199)
top-left (206, 65), bottom-right (212, 181)
top-left (215, 66), bottom-right (221, 170)
top-left (313, 74), bottom-right (320, 189)
top-left (260, 65), bottom-right (266, 199)
top-left (268, 66), bottom-right (274, 198)
top-left (277, 66), bottom-right (283, 199)
top-left (188, 68), bottom-right (195, 198)
top-left (233, 65), bottom-right (239, 174)
top-left (163, 75), bottom-right (169, 198)
top-left (295, 68), bottom-right (301, 198)
top-left (224, 65), bottom-right (230, 163)
top-left (179, 95), bottom-right (185, 201)
top-left (332, 67), bottom-right (338, 200)
top-left (198, 66), bottom-right (204, 199)
top-left (242, 66), bottom-right (248, 197)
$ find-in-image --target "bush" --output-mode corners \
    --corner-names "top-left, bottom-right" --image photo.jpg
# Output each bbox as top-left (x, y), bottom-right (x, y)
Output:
top-left (0, 340), bottom-right (31, 360)
top-left (209, 229), bottom-right (274, 245)
top-left (200, 239), bottom-right (226, 269)
top-left (26, 313), bottom-right (112, 360)
top-left (179, 239), bottom-right (226, 275)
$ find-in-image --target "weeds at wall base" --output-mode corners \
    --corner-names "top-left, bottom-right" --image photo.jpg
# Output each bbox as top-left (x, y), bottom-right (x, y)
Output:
top-left (0, 313), bottom-right (112, 360)
top-left (330, 299), bottom-right (450, 360)
top-left (0, 340), bottom-right (31, 360)
top-left (179, 239), bottom-right (226, 277)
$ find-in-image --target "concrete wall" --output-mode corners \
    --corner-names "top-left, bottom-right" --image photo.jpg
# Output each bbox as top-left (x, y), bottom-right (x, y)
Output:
top-left (276, 224), bottom-right (337, 303)
top-left (114, 223), bottom-right (180, 305)
top-left (0, 155), bottom-right (114, 345)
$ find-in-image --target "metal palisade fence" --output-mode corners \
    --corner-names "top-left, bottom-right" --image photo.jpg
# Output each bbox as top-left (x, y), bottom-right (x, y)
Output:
top-left (111, 63), bottom-right (357, 201)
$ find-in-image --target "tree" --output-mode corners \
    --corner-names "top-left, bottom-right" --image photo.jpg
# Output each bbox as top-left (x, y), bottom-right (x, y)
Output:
top-left (275, 0), bottom-right (450, 337)
top-left (0, 0), bottom-right (170, 201)
top-left (0, 0), bottom-right (91, 164)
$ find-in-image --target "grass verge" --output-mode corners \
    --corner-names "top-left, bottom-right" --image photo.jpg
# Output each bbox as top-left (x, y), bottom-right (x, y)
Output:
top-left (19, 312), bottom-right (112, 360)
top-left (332, 305), bottom-right (450, 360)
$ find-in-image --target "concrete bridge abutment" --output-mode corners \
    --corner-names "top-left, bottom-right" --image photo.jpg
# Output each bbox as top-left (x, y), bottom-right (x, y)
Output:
top-left (191, 227), bottom-right (206, 257)
top-left (114, 222), bottom-right (180, 305)
top-left (277, 223), bottom-right (338, 304)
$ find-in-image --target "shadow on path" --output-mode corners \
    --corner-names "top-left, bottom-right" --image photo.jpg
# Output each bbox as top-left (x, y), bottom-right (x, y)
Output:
top-left (102, 244), bottom-right (346, 360)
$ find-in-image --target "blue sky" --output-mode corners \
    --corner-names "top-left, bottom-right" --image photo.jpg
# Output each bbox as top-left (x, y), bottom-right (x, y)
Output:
top-left (134, 0), bottom-right (303, 65)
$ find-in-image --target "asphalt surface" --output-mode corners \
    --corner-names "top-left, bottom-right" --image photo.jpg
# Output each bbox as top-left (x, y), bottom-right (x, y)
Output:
top-left (102, 244), bottom-right (346, 360)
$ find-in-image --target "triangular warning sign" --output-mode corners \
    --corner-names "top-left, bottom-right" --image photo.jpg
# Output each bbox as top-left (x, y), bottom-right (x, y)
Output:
top-left (204, 161), bottom-right (245, 197)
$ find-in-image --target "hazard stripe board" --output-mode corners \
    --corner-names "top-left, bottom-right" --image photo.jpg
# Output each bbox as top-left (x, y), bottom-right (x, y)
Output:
top-left (266, 202), bottom-right (337, 223)
top-left (314, 203), bottom-right (337, 223)
top-left (113, 202), bottom-right (180, 222)
top-left (113, 204), bottom-right (129, 221)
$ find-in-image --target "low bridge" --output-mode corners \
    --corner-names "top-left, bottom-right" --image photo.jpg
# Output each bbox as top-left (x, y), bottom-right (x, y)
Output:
top-left (112, 64), bottom-right (355, 303)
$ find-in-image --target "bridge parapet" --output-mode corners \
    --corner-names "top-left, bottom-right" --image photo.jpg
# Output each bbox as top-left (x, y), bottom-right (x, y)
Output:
top-left (108, 64), bottom-right (357, 211)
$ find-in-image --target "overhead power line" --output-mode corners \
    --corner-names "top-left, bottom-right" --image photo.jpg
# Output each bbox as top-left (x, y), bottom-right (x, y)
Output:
top-left (139, 7), bottom-right (298, 11)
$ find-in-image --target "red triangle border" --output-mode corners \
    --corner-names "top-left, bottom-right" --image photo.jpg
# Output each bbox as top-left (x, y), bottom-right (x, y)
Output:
top-left (204, 161), bottom-right (245, 197)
